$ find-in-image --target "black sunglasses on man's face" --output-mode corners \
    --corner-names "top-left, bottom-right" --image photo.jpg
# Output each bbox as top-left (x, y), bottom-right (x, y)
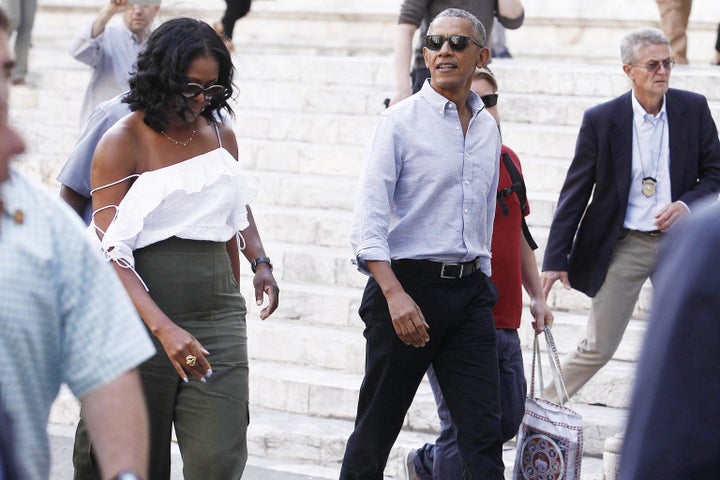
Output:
top-left (425, 34), bottom-right (482, 52)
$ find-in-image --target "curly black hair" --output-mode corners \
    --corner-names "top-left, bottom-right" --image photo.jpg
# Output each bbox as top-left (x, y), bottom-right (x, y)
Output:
top-left (124, 17), bottom-right (234, 132)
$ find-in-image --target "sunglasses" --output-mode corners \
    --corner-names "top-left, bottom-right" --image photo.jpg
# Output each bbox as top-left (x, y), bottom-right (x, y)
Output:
top-left (629, 59), bottom-right (675, 73)
top-left (425, 35), bottom-right (482, 52)
top-left (480, 93), bottom-right (498, 108)
top-left (181, 83), bottom-right (226, 101)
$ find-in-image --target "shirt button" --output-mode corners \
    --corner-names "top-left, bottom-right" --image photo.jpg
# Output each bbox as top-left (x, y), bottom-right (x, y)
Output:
top-left (456, 126), bottom-right (460, 130)
top-left (464, 180), bottom-right (469, 186)
top-left (464, 208), bottom-right (469, 214)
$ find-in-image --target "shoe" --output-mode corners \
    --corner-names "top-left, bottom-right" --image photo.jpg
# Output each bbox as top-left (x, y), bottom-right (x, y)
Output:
top-left (212, 22), bottom-right (234, 52)
top-left (403, 449), bottom-right (421, 480)
top-left (11, 77), bottom-right (28, 86)
top-left (212, 21), bottom-right (224, 36)
top-left (493, 48), bottom-right (513, 59)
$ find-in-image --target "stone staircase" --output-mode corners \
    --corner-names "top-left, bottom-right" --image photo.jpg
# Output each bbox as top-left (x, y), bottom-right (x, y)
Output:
top-left (12, 0), bottom-right (720, 478)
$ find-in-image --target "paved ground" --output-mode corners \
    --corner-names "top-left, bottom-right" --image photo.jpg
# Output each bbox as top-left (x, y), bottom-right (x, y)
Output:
top-left (48, 427), bottom-right (327, 480)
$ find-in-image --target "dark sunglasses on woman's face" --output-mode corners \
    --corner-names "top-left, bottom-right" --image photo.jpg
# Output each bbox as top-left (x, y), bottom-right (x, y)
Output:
top-left (181, 83), bottom-right (226, 101)
top-left (480, 93), bottom-right (498, 108)
top-left (425, 34), bottom-right (482, 52)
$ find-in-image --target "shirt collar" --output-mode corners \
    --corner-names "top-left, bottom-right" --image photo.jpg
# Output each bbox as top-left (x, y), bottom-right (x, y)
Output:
top-left (419, 78), bottom-right (484, 117)
top-left (121, 22), bottom-right (143, 45)
top-left (631, 91), bottom-right (666, 126)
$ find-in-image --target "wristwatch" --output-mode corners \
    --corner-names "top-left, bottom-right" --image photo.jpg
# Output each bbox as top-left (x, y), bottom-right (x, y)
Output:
top-left (111, 472), bottom-right (142, 480)
top-left (250, 256), bottom-right (273, 273)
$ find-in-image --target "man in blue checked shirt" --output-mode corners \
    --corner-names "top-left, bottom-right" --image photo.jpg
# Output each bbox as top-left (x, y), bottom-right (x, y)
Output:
top-left (0, 7), bottom-right (155, 480)
top-left (342, 8), bottom-right (503, 480)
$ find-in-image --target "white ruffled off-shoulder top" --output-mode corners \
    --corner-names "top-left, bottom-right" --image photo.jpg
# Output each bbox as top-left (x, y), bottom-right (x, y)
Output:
top-left (89, 128), bottom-right (256, 289)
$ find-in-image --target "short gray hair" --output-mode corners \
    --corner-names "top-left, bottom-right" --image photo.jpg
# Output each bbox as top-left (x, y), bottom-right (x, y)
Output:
top-left (429, 8), bottom-right (487, 47)
top-left (620, 28), bottom-right (670, 65)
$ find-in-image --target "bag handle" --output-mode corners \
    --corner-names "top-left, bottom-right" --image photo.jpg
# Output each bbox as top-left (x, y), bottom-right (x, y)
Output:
top-left (529, 329), bottom-right (573, 406)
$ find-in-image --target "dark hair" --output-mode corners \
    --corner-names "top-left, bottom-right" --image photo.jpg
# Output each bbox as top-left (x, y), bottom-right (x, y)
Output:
top-left (0, 7), bottom-right (9, 32)
top-left (429, 8), bottom-right (487, 47)
top-left (124, 17), bottom-right (234, 132)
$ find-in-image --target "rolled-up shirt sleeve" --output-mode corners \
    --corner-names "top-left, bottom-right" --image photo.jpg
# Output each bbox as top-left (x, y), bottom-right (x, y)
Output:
top-left (497, 9), bottom-right (524, 30)
top-left (69, 21), bottom-right (105, 67)
top-left (349, 114), bottom-right (400, 275)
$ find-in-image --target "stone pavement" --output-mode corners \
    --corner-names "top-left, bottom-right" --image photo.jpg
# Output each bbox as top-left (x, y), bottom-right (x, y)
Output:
top-left (47, 425), bottom-right (327, 480)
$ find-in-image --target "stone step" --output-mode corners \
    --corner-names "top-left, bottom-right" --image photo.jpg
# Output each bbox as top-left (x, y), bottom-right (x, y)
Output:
top-left (509, 0), bottom-right (719, 64)
top-left (32, 0), bottom-right (720, 68)
top-left (48, 391), bottom-right (607, 479)
top-left (234, 63), bottom-right (720, 120)
top-left (246, 406), bottom-right (609, 478)
top-left (245, 307), bottom-right (642, 409)
top-left (241, 239), bottom-right (652, 314)
top-left (248, 358), bottom-right (630, 448)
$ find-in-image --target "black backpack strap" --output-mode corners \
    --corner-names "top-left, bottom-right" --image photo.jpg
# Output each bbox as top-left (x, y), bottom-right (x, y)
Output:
top-left (498, 152), bottom-right (538, 250)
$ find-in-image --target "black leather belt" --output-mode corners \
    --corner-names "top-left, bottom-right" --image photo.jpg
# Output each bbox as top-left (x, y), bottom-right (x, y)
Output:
top-left (619, 228), bottom-right (663, 239)
top-left (393, 258), bottom-right (481, 279)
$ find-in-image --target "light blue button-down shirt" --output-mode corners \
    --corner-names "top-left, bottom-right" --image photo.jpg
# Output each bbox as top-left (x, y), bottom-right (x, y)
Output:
top-left (0, 169), bottom-right (155, 480)
top-left (70, 21), bottom-right (145, 124)
top-left (625, 92), bottom-right (672, 231)
top-left (350, 80), bottom-right (501, 276)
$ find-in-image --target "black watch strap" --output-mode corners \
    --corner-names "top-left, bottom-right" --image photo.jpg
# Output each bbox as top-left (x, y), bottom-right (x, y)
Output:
top-left (251, 256), bottom-right (273, 273)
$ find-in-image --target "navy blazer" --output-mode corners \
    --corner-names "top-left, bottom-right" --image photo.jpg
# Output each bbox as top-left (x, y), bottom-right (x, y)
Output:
top-left (542, 88), bottom-right (720, 296)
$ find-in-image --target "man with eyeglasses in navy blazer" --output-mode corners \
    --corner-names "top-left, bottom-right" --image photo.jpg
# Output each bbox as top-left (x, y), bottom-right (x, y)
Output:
top-left (541, 27), bottom-right (720, 403)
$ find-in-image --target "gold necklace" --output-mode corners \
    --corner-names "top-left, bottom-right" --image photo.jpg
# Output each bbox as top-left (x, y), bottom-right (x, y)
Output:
top-left (160, 128), bottom-right (196, 147)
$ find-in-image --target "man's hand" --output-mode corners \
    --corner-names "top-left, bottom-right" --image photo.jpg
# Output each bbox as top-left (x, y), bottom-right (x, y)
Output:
top-left (386, 289), bottom-right (429, 347)
top-left (655, 201), bottom-right (689, 232)
top-left (529, 298), bottom-right (554, 334)
top-left (541, 270), bottom-right (570, 300)
top-left (253, 265), bottom-right (279, 320)
top-left (106, 0), bottom-right (129, 15)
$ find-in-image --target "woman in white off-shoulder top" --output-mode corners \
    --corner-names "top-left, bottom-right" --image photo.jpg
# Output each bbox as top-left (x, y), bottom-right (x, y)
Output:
top-left (72, 17), bottom-right (279, 480)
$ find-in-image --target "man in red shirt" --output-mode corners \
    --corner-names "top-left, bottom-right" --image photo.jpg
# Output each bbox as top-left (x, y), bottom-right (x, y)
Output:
top-left (406, 67), bottom-right (554, 480)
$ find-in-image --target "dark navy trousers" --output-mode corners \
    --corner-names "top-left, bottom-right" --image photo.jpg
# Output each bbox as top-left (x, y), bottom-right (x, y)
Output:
top-left (339, 261), bottom-right (504, 480)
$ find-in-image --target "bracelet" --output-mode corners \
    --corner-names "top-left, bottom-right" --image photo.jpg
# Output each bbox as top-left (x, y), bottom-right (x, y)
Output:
top-left (250, 256), bottom-right (273, 273)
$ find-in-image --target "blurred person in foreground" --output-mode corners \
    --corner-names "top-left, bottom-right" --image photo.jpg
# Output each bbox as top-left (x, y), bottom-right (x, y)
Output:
top-left (72, 17), bottom-right (279, 480)
top-left (405, 66), bottom-right (553, 480)
top-left (70, 0), bottom-right (160, 123)
top-left (343, 9), bottom-right (504, 479)
top-left (541, 27), bottom-right (720, 402)
top-left (618, 199), bottom-right (720, 478)
top-left (0, 6), bottom-right (154, 480)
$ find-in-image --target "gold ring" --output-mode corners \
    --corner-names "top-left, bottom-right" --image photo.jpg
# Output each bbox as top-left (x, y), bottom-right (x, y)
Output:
top-left (185, 354), bottom-right (197, 367)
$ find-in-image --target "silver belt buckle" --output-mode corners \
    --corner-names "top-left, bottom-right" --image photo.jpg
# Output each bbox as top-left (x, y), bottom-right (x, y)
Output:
top-left (440, 262), bottom-right (463, 279)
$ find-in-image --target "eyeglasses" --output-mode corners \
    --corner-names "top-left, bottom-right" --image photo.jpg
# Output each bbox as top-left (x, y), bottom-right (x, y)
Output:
top-left (425, 35), bottom-right (482, 52)
top-left (181, 83), bottom-right (226, 100)
top-left (628, 59), bottom-right (675, 73)
top-left (480, 93), bottom-right (498, 108)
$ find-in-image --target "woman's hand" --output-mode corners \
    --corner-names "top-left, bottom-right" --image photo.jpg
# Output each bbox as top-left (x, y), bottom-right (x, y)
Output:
top-left (155, 323), bottom-right (212, 382)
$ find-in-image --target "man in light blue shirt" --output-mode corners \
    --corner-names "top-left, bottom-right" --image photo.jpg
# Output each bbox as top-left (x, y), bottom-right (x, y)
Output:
top-left (70, 0), bottom-right (160, 123)
top-left (342, 8), bottom-right (503, 479)
top-left (1, 8), bottom-right (155, 479)
top-left (57, 93), bottom-right (130, 223)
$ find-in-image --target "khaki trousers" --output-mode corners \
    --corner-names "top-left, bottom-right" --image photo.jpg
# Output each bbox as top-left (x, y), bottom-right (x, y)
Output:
top-left (656, 0), bottom-right (693, 64)
top-left (545, 231), bottom-right (662, 403)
